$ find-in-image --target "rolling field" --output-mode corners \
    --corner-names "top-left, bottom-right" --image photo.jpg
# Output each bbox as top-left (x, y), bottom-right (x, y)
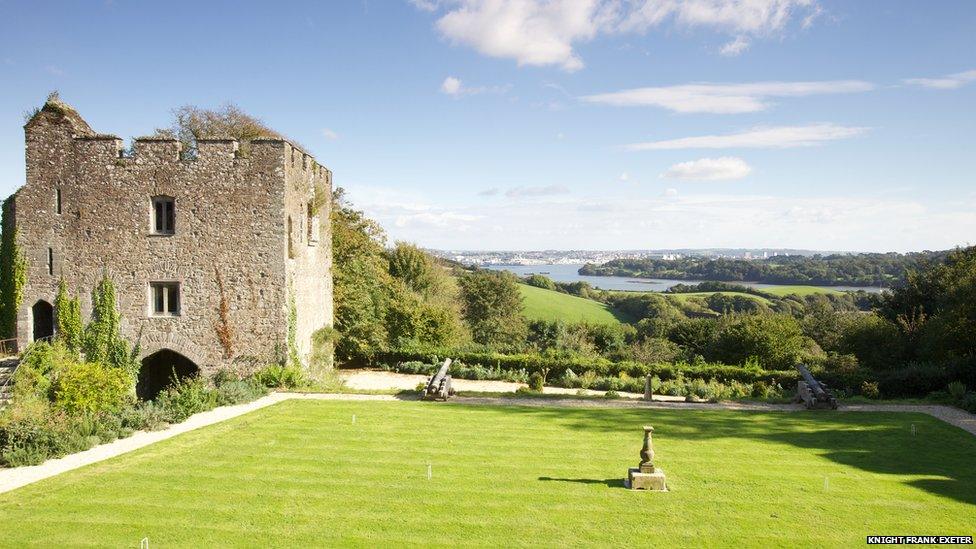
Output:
top-left (760, 285), bottom-right (845, 297)
top-left (519, 283), bottom-right (623, 324)
top-left (1, 400), bottom-right (973, 547)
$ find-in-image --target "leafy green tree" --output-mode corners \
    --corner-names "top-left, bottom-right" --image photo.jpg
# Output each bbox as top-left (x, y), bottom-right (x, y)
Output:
top-left (331, 189), bottom-right (393, 362)
top-left (524, 274), bottom-right (557, 291)
top-left (709, 314), bottom-right (809, 370)
top-left (387, 242), bottom-right (438, 295)
top-left (667, 318), bottom-right (718, 358)
top-left (880, 246), bottom-right (976, 362)
top-left (457, 270), bottom-right (526, 348)
top-left (54, 278), bottom-right (83, 355)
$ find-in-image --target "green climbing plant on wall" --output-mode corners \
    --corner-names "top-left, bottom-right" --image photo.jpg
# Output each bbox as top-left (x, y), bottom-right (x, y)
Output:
top-left (83, 272), bottom-right (139, 376)
top-left (54, 278), bottom-right (83, 356)
top-left (287, 285), bottom-right (300, 369)
top-left (0, 196), bottom-right (27, 340)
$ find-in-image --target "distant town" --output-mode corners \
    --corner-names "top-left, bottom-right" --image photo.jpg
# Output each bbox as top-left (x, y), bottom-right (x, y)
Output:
top-left (431, 248), bottom-right (851, 266)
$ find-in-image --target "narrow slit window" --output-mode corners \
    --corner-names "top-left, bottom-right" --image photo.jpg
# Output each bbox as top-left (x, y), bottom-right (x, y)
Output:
top-left (47, 248), bottom-right (53, 275)
top-left (152, 196), bottom-right (175, 234)
top-left (150, 282), bottom-right (180, 316)
top-left (287, 216), bottom-right (294, 258)
top-left (55, 188), bottom-right (62, 214)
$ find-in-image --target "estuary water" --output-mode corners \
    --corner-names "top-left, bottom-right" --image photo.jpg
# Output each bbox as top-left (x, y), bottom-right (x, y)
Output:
top-left (484, 263), bottom-right (885, 294)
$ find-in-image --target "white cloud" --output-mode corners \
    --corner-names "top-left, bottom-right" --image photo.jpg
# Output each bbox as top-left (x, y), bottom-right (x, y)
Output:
top-left (903, 69), bottom-right (976, 90)
top-left (662, 157), bottom-right (752, 180)
top-left (617, 0), bottom-right (818, 34)
top-left (478, 188), bottom-right (500, 196)
top-left (344, 184), bottom-right (975, 251)
top-left (506, 184), bottom-right (570, 198)
top-left (322, 128), bottom-right (339, 141)
top-left (619, 172), bottom-right (630, 182)
top-left (626, 123), bottom-right (868, 150)
top-left (45, 65), bottom-right (64, 76)
top-left (441, 76), bottom-right (463, 95)
top-left (720, 35), bottom-right (750, 56)
top-left (415, 0), bottom-right (821, 71)
top-left (582, 80), bottom-right (873, 114)
top-left (440, 75), bottom-right (510, 96)
top-left (395, 211), bottom-right (483, 228)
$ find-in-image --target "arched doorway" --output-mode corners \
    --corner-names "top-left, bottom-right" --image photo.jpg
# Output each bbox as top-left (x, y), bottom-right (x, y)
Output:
top-left (137, 349), bottom-right (200, 400)
top-left (31, 300), bottom-right (54, 342)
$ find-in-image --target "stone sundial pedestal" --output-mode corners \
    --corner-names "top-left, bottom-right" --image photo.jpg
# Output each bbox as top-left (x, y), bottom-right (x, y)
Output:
top-left (627, 426), bottom-right (667, 491)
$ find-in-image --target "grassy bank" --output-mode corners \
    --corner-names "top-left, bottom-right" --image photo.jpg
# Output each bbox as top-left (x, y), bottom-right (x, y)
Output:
top-left (519, 283), bottom-right (623, 324)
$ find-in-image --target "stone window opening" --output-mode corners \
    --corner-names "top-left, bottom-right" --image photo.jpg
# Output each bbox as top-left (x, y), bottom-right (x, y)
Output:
top-left (55, 188), bottom-right (62, 214)
top-left (152, 196), bottom-right (175, 235)
top-left (47, 248), bottom-right (54, 275)
top-left (307, 202), bottom-right (319, 245)
top-left (150, 282), bottom-right (181, 316)
top-left (287, 216), bottom-right (295, 258)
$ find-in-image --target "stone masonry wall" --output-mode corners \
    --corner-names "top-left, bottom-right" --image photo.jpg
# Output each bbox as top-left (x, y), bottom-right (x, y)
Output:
top-left (13, 104), bottom-right (333, 376)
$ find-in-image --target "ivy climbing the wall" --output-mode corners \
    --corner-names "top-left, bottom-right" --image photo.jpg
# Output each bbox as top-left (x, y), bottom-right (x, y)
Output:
top-left (54, 278), bottom-right (83, 356)
top-left (0, 195), bottom-right (27, 340)
top-left (83, 272), bottom-right (140, 376)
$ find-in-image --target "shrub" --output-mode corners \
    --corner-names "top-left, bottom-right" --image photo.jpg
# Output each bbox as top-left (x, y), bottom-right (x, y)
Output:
top-left (214, 378), bottom-right (267, 406)
top-left (254, 364), bottom-right (305, 389)
top-left (947, 381), bottom-right (967, 401)
top-left (117, 401), bottom-right (170, 432)
top-left (960, 393), bottom-right (976, 414)
top-left (604, 390), bottom-right (619, 399)
top-left (527, 372), bottom-right (544, 392)
top-left (53, 362), bottom-right (132, 415)
top-left (860, 381), bottom-right (881, 399)
top-left (155, 376), bottom-right (217, 423)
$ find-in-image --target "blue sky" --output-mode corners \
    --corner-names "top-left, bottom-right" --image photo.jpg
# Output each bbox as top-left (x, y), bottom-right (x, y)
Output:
top-left (1, 0), bottom-right (974, 252)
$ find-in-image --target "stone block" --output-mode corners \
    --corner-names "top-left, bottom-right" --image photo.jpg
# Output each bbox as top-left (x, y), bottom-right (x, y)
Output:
top-left (628, 467), bottom-right (667, 491)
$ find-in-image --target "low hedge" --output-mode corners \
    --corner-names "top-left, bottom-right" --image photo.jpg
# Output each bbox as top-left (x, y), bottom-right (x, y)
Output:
top-left (366, 349), bottom-right (801, 386)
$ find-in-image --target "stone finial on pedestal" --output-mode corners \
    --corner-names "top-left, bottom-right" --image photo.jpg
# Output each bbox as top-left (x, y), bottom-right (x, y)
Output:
top-left (628, 425), bottom-right (667, 491)
top-left (639, 425), bottom-right (655, 473)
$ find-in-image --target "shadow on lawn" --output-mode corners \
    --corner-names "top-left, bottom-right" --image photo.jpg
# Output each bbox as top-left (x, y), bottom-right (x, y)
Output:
top-left (538, 476), bottom-right (626, 489)
top-left (444, 403), bottom-right (976, 506)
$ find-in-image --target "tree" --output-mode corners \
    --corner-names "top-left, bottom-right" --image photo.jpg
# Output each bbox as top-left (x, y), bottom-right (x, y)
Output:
top-left (156, 103), bottom-right (285, 159)
top-left (387, 242), bottom-right (438, 295)
top-left (331, 189), bottom-right (392, 362)
top-left (709, 314), bottom-right (809, 370)
top-left (0, 195), bottom-right (27, 339)
top-left (457, 270), bottom-right (526, 348)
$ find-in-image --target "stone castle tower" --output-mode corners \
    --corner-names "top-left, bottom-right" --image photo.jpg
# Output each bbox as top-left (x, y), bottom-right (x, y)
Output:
top-left (7, 97), bottom-right (333, 396)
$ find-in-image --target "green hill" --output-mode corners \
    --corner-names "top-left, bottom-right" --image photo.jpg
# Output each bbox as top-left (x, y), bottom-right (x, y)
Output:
top-left (519, 284), bottom-right (622, 324)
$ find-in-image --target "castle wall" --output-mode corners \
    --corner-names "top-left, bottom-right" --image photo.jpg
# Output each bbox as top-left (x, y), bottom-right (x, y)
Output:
top-left (13, 107), bottom-right (333, 375)
top-left (283, 144), bottom-right (334, 373)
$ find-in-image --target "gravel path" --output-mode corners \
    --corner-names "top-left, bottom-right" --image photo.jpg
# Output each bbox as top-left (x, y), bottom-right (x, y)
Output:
top-left (2, 386), bottom-right (973, 496)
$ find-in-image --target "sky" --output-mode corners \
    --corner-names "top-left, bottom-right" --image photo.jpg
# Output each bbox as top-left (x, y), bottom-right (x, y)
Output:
top-left (0, 0), bottom-right (974, 253)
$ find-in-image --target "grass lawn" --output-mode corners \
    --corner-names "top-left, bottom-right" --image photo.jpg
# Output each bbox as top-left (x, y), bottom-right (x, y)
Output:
top-left (760, 285), bottom-right (845, 297)
top-left (519, 283), bottom-right (623, 324)
top-left (1, 401), bottom-right (973, 547)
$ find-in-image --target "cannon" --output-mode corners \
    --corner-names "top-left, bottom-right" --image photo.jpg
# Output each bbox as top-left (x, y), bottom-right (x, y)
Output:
top-left (422, 358), bottom-right (454, 401)
top-left (794, 363), bottom-right (838, 410)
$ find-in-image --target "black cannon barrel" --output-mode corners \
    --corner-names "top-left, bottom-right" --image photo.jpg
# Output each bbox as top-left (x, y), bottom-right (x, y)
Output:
top-left (425, 358), bottom-right (452, 394)
top-left (796, 364), bottom-right (826, 398)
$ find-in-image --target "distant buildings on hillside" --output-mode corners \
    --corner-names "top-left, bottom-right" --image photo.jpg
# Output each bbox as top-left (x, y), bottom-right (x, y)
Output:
top-left (430, 248), bottom-right (836, 266)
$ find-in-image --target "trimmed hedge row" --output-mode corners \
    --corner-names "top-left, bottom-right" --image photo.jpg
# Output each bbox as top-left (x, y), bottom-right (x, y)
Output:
top-left (362, 350), bottom-right (976, 399)
top-left (366, 349), bottom-right (801, 386)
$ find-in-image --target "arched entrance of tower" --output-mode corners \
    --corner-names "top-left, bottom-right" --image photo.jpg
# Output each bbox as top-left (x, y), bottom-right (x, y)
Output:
top-left (137, 348), bottom-right (200, 400)
top-left (31, 299), bottom-right (54, 342)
